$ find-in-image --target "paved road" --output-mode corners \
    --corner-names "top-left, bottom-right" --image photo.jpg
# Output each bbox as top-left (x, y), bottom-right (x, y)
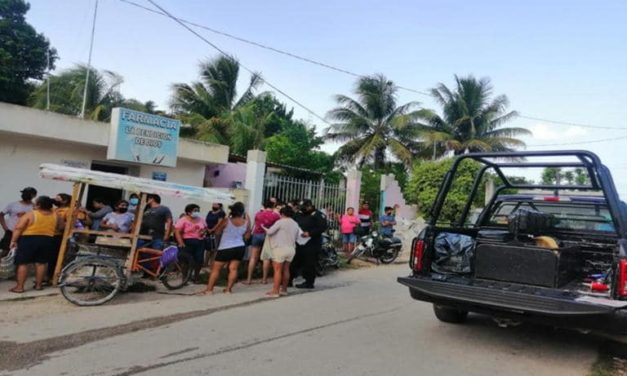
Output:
top-left (5, 265), bottom-right (599, 376)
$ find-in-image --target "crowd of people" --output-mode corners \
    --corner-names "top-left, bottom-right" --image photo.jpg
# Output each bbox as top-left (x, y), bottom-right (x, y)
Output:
top-left (1, 185), bottom-right (398, 298)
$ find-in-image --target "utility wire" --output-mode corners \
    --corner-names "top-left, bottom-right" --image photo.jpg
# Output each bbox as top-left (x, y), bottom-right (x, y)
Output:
top-left (123, 0), bottom-right (625, 135)
top-left (527, 134), bottom-right (627, 147)
top-left (518, 115), bottom-right (627, 131)
top-left (144, 0), bottom-right (329, 125)
top-left (119, 0), bottom-right (430, 96)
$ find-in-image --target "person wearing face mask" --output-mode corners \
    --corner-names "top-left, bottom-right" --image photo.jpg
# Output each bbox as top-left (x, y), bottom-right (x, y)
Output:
top-left (0, 187), bottom-right (37, 257)
top-left (101, 200), bottom-right (135, 233)
top-left (205, 203), bottom-right (226, 259)
top-left (289, 200), bottom-right (328, 289)
top-left (127, 193), bottom-right (140, 213)
top-left (174, 204), bottom-right (208, 283)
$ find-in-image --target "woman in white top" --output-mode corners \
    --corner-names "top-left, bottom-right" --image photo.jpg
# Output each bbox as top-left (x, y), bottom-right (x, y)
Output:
top-left (263, 205), bottom-right (301, 298)
top-left (200, 202), bottom-right (251, 295)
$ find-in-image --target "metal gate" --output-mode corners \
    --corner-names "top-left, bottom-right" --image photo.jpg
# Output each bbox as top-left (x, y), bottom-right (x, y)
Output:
top-left (263, 173), bottom-right (346, 230)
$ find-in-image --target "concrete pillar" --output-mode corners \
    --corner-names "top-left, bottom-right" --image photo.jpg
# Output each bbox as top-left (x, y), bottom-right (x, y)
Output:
top-left (379, 174), bottom-right (391, 216)
top-left (345, 169), bottom-right (362, 211)
top-left (245, 149), bottom-right (266, 215)
top-left (485, 177), bottom-right (495, 206)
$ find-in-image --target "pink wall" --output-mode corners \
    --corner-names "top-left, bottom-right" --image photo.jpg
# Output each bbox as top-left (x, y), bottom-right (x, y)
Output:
top-left (205, 162), bottom-right (247, 189)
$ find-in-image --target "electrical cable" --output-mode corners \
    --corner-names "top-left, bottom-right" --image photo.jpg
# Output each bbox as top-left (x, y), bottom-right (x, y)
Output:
top-left (144, 0), bottom-right (330, 125)
top-left (119, 0), bottom-right (430, 96)
top-left (517, 115), bottom-right (627, 131)
top-left (122, 0), bottom-right (626, 136)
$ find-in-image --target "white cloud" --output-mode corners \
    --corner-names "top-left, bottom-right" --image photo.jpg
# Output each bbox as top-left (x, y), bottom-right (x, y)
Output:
top-left (526, 123), bottom-right (588, 141)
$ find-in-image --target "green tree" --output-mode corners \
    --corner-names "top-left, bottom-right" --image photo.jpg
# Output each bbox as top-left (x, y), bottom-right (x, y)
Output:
top-left (406, 158), bottom-right (484, 223)
top-left (171, 55), bottom-right (262, 143)
top-left (0, 0), bottom-right (57, 104)
top-left (541, 167), bottom-right (563, 185)
top-left (325, 74), bottom-right (428, 169)
top-left (359, 168), bottom-right (383, 215)
top-left (422, 75), bottom-right (530, 155)
top-left (30, 64), bottom-right (126, 121)
top-left (574, 168), bottom-right (590, 185)
top-left (265, 120), bottom-right (335, 178)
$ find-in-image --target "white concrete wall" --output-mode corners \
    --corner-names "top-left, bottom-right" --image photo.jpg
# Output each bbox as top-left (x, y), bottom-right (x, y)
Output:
top-left (0, 102), bottom-right (229, 164)
top-left (381, 174), bottom-right (418, 220)
top-left (0, 103), bottom-right (233, 217)
top-left (0, 134), bottom-right (214, 218)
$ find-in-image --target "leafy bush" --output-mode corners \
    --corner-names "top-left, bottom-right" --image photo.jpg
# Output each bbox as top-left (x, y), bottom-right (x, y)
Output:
top-left (406, 158), bottom-right (484, 224)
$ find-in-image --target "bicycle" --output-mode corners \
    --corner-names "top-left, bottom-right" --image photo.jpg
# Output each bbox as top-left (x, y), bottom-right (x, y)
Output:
top-left (58, 241), bottom-right (193, 306)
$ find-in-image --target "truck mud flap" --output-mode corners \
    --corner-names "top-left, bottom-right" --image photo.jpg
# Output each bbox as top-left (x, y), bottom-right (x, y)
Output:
top-left (398, 276), bottom-right (616, 316)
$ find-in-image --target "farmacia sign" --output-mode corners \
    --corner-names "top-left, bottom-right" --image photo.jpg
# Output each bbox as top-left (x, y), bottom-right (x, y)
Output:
top-left (107, 108), bottom-right (181, 167)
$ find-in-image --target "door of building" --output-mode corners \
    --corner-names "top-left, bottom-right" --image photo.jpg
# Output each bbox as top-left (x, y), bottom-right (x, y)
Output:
top-left (86, 163), bottom-right (128, 211)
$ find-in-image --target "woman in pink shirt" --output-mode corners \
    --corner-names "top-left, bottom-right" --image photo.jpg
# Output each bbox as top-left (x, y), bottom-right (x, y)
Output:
top-left (174, 204), bottom-right (208, 283)
top-left (338, 207), bottom-right (361, 255)
top-left (245, 200), bottom-right (280, 285)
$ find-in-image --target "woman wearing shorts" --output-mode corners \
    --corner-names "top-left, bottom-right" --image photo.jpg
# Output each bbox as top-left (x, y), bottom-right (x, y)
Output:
top-left (9, 196), bottom-right (63, 293)
top-left (338, 207), bottom-right (360, 256)
top-left (263, 206), bottom-right (300, 298)
top-left (174, 204), bottom-right (207, 283)
top-left (244, 200), bottom-right (279, 285)
top-left (200, 202), bottom-right (250, 295)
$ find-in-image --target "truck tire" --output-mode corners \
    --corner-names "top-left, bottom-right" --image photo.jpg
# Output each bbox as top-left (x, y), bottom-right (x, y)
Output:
top-left (433, 304), bottom-right (468, 324)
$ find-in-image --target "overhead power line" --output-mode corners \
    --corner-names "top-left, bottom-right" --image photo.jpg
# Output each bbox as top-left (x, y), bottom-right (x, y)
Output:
top-left (142, 0), bottom-right (329, 125)
top-left (122, 0), bottom-right (625, 137)
top-left (518, 115), bottom-right (627, 131)
top-left (119, 0), bottom-right (430, 96)
top-left (528, 134), bottom-right (627, 147)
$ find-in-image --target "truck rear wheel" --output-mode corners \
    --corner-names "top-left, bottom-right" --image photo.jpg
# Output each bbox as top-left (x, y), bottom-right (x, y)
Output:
top-left (433, 304), bottom-right (468, 324)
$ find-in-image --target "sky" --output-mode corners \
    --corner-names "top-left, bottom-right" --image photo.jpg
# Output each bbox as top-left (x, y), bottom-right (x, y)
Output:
top-left (25, 0), bottom-right (627, 199)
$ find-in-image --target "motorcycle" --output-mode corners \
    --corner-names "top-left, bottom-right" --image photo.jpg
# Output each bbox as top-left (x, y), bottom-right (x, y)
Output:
top-left (316, 232), bottom-right (340, 276)
top-left (347, 231), bottom-right (402, 264)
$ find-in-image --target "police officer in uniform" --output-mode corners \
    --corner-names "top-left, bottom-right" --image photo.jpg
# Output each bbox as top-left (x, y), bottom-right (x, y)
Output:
top-left (290, 200), bottom-right (327, 289)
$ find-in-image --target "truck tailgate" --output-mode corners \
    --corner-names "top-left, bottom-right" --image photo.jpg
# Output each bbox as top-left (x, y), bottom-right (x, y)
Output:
top-left (398, 276), bottom-right (618, 316)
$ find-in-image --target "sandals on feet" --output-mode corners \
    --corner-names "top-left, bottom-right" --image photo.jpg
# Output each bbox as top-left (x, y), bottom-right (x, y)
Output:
top-left (9, 287), bottom-right (24, 294)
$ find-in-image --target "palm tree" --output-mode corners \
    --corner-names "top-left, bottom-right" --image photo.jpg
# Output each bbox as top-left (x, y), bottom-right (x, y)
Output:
top-left (30, 64), bottom-right (125, 121)
top-left (325, 74), bottom-right (428, 169)
top-left (423, 75), bottom-right (530, 155)
top-left (170, 55), bottom-right (262, 141)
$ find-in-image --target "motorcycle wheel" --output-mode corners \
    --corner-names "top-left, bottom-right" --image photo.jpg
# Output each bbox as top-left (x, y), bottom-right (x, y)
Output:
top-left (378, 248), bottom-right (399, 264)
top-left (316, 260), bottom-right (327, 277)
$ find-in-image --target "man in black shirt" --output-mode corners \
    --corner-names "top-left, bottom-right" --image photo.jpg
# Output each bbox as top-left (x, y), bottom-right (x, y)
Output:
top-left (290, 200), bottom-right (327, 289)
top-left (139, 194), bottom-right (172, 250)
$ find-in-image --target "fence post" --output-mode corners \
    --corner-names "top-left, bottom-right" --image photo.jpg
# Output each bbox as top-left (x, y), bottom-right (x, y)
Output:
top-left (346, 169), bottom-right (362, 211)
top-left (245, 149), bottom-right (266, 215)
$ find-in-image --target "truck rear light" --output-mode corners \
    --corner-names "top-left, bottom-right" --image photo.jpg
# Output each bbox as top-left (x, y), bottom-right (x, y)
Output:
top-left (617, 260), bottom-right (627, 297)
top-left (413, 240), bottom-right (425, 271)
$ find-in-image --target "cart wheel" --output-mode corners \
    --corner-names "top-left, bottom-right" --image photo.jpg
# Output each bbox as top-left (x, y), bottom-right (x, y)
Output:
top-left (59, 257), bottom-right (123, 306)
top-left (161, 251), bottom-right (193, 290)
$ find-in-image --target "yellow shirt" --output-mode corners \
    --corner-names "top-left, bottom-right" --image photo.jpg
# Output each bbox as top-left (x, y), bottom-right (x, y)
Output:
top-left (54, 207), bottom-right (70, 235)
top-left (22, 211), bottom-right (57, 237)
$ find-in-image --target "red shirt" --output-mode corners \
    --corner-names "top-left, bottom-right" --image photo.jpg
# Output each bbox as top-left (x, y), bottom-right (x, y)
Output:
top-left (358, 209), bottom-right (373, 228)
top-left (253, 209), bottom-right (280, 234)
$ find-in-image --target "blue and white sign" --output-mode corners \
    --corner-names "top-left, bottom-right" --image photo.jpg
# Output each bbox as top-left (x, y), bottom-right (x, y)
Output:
top-left (107, 108), bottom-right (181, 167)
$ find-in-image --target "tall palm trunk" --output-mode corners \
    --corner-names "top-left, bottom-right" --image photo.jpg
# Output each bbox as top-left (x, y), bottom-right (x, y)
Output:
top-left (374, 146), bottom-right (386, 170)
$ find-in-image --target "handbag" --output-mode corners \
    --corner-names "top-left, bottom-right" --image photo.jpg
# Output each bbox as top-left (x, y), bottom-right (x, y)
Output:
top-left (0, 247), bottom-right (16, 279)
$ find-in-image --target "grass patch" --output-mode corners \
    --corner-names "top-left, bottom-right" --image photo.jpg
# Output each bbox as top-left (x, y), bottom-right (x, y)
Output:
top-left (589, 342), bottom-right (627, 376)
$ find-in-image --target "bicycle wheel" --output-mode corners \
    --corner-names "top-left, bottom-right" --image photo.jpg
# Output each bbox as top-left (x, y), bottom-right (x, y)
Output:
top-left (59, 257), bottom-right (123, 306)
top-left (161, 251), bottom-right (193, 290)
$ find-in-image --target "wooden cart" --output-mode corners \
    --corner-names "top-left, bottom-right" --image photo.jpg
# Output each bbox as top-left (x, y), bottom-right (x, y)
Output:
top-left (40, 163), bottom-right (234, 305)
